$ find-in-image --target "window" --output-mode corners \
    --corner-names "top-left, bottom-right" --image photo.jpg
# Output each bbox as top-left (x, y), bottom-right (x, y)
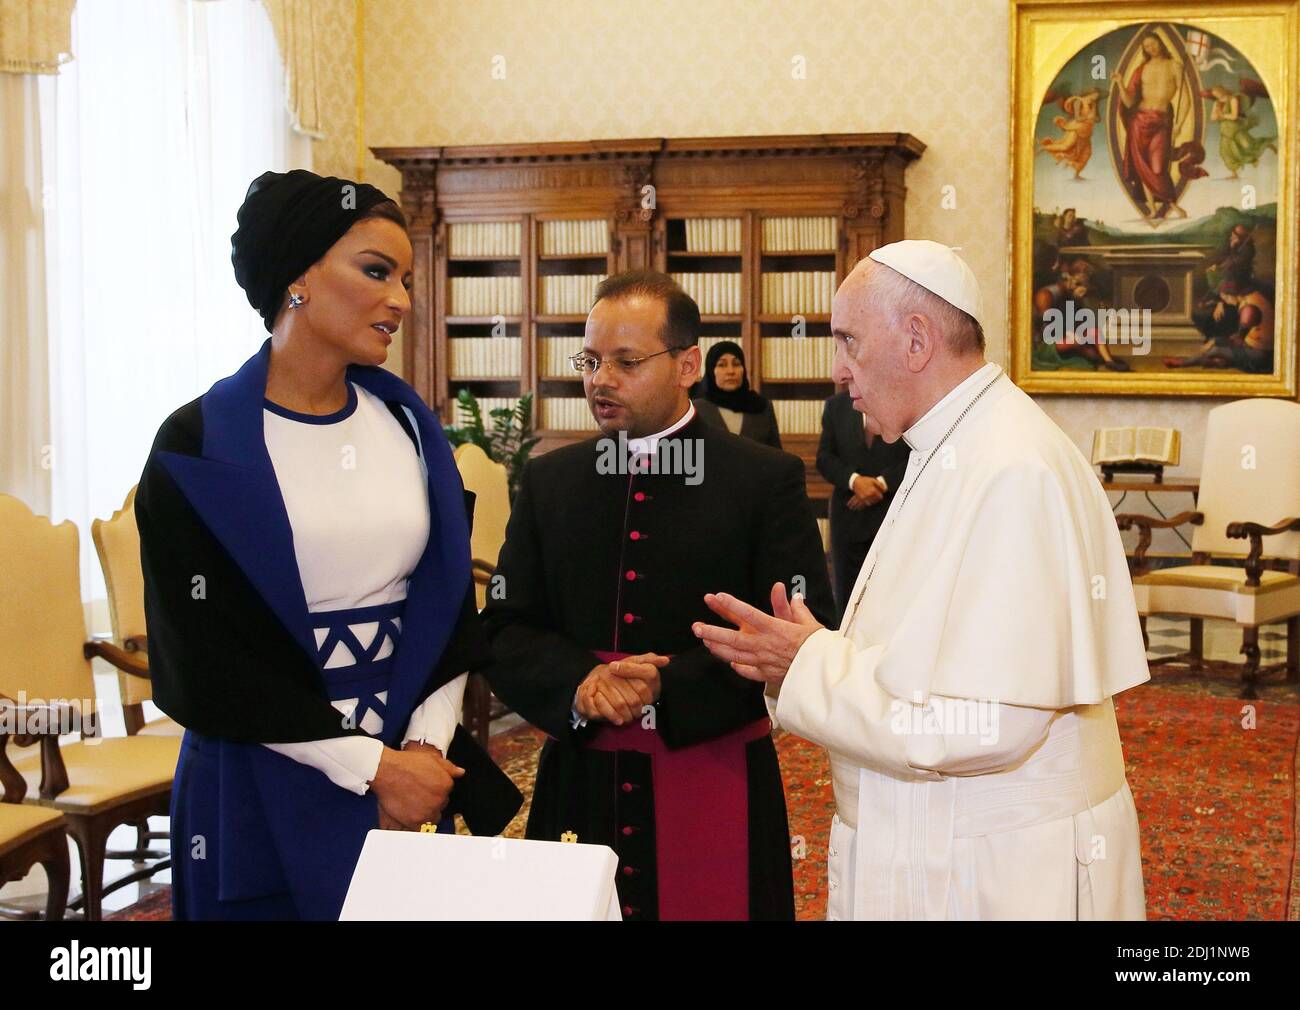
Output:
top-left (43, 0), bottom-right (312, 608)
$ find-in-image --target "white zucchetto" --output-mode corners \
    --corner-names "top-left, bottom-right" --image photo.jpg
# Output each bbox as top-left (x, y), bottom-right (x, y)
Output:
top-left (867, 239), bottom-right (983, 325)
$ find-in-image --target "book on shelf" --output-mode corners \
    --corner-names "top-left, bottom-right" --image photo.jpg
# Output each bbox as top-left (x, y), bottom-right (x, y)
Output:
top-left (761, 336), bottom-right (834, 379)
top-left (449, 337), bottom-right (522, 378)
top-left (770, 399), bottom-right (824, 436)
top-left (670, 272), bottom-right (740, 314)
top-left (541, 396), bottom-right (598, 431)
top-left (761, 216), bottom-right (835, 252)
top-left (1090, 427), bottom-right (1181, 467)
top-left (447, 221), bottom-right (521, 258)
top-left (540, 274), bottom-right (606, 315)
top-left (683, 218), bottom-right (741, 254)
top-left (540, 335), bottom-right (585, 377)
top-left (449, 275), bottom-right (522, 316)
top-left (761, 271), bottom-right (835, 315)
top-left (541, 219), bottom-right (609, 257)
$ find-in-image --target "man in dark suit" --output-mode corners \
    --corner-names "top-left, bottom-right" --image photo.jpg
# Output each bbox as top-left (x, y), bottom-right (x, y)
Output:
top-left (482, 270), bottom-right (834, 921)
top-left (816, 390), bottom-right (910, 620)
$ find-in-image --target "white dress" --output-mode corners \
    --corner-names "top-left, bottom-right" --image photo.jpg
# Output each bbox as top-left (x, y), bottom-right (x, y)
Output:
top-left (260, 382), bottom-right (466, 794)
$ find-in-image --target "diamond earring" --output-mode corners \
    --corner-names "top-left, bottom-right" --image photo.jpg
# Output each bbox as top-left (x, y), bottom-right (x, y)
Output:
top-left (288, 292), bottom-right (305, 308)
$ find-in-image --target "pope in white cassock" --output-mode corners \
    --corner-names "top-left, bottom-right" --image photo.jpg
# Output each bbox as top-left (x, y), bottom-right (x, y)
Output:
top-left (693, 240), bottom-right (1149, 920)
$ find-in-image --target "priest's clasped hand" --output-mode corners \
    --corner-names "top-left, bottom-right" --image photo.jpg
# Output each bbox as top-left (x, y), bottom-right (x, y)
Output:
top-left (372, 742), bottom-right (464, 830)
top-left (576, 653), bottom-right (668, 725)
top-left (692, 582), bottom-right (824, 685)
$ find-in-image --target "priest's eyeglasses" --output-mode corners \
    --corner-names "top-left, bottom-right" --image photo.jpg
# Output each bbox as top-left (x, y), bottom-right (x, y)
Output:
top-left (568, 348), bottom-right (679, 376)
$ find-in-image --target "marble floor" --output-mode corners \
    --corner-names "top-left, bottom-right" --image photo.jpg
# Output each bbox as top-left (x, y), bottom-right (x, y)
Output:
top-left (1143, 614), bottom-right (1297, 700)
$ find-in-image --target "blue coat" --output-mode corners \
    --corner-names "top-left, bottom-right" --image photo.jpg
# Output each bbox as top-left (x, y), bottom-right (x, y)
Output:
top-left (138, 340), bottom-right (520, 920)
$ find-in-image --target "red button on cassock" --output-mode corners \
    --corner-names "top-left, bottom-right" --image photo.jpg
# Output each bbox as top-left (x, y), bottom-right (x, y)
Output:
top-left (622, 866), bottom-right (635, 876)
top-left (622, 825), bottom-right (635, 836)
top-left (629, 530), bottom-right (641, 540)
top-left (625, 570), bottom-right (636, 581)
top-left (623, 612), bottom-right (635, 624)
top-left (623, 905), bottom-right (635, 916)
top-left (634, 492), bottom-right (646, 502)
top-left (621, 782), bottom-right (634, 793)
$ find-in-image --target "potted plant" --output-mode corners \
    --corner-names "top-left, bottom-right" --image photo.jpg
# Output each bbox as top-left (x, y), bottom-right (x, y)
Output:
top-left (443, 389), bottom-right (540, 502)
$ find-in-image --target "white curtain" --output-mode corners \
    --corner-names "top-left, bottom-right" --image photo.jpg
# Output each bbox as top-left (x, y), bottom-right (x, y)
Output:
top-left (0, 71), bottom-right (52, 515)
top-left (43, 0), bottom-right (312, 609)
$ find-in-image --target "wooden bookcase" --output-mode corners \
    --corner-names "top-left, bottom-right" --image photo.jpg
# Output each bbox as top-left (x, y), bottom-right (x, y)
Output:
top-left (372, 134), bottom-right (925, 503)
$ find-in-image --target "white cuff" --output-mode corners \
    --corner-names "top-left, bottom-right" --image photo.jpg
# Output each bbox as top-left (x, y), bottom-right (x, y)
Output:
top-left (263, 736), bottom-right (385, 795)
top-left (403, 672), bottom-right (468, 755)
top-left (570, 688), bottom-right (588, 729)
top-left (776, 628), bottom-right (938, 778)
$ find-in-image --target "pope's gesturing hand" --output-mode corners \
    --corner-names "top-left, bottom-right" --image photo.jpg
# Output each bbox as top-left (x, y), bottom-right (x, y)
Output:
top-left (692, 582), bottom-right (825, 685)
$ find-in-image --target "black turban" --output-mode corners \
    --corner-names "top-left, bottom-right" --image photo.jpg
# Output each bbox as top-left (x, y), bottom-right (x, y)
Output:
top-left (231, 169), bottom-right (394, 332)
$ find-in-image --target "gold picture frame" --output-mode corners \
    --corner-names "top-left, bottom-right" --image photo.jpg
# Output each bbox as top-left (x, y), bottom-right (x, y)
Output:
top-left (1010, 0), bottom-right (1298, 395)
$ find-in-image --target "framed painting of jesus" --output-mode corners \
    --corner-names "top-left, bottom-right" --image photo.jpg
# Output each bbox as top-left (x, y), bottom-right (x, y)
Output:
top-left (1010, 0), bottom-right (1298, 396)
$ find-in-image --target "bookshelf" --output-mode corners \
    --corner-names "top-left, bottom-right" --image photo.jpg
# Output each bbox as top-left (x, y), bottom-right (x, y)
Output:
top-left (373, 134), bottom-right (925, 503)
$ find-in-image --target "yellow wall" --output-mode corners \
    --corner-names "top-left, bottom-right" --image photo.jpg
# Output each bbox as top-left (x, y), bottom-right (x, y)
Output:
top-left (309, 0), bottom-right (362, 182)
top-left (314, 0), bottom-right (1245, 465)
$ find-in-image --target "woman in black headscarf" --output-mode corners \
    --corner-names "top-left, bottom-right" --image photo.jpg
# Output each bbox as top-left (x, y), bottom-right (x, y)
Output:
top-left (136, 170), bottom-right (519, 920)
top-left (692, 340), bottom-right (782, 448)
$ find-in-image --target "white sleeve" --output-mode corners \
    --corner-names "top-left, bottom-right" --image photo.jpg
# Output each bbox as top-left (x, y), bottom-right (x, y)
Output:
top-left (571, 687), bottom-right (588, 729)
top-left (263, 736), bottom-right (385, 795)
top-left (763, 681), bottom-right (782, 729)
top-left (776, 628), bottom-right (1056, 779)
top-left (402, 672), bottom-right (468, 754)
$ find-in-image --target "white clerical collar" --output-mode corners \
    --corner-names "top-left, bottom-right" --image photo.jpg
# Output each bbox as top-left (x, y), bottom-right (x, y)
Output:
top-left (626, 401), bottom-right (695, 457)
top-left (902, 361), bottom-right (1001, 453)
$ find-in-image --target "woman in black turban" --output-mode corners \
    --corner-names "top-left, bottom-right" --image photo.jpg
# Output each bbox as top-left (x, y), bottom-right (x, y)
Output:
top-left (136, 169), bottom-right (520, 920)
top-left (691, 340), bottom-right (782, 448)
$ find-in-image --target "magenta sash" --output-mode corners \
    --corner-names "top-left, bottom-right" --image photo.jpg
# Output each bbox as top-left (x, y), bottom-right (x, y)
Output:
top-left (586, 650), bottom-right (772, 921)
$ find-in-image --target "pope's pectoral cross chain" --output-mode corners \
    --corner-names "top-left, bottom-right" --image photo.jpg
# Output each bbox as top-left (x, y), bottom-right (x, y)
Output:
top-left (845, 372), bottom-right (1004, 632)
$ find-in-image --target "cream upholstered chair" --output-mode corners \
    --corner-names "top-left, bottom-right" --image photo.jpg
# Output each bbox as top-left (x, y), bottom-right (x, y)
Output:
top-left (454, 443), bottom-right (511, 609)
top-left (0, 494), bottom-right (178, 920)
top-left (1117, 399), bottom-right (1300, 698)
top-left (0, 702), bottom-right (70, 920)
top-left (453, 443), bottom-right (512, 745)
top-left (90, 485), bottom-right (180, 737)
top-left (90, 485), bottom-right (175, 872)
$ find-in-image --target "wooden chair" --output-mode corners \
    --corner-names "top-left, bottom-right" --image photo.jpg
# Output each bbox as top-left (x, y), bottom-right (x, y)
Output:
top-left (90, 486), bottom-right (180, 738)
top-left (90, 485), bottom-right (175, 866)
top-left (453, 444), bottom-right (512, 746)
top-left (0, 494), bottom-right (179, 920)
top-left (0, 695), bottom-right (70, 920)
top-left (1117, 399), bottom-right (1300, 698)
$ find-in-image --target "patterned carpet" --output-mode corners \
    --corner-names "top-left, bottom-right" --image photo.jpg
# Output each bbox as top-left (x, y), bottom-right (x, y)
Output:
top-left (105, 886), bottom-right (170, 921)
top-left (475, 681), bottom-right (1300, 921)
top-left (1118, 686), bottom-right (1299, 919)
top-left (108, 657), bottom-right (1300, 922)
top-left (472, 723), bottom-right (837, 917)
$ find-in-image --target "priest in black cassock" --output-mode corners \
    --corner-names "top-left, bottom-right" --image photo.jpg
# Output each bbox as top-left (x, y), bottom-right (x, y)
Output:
top-left (482, 270), bottom-right (834, 921)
